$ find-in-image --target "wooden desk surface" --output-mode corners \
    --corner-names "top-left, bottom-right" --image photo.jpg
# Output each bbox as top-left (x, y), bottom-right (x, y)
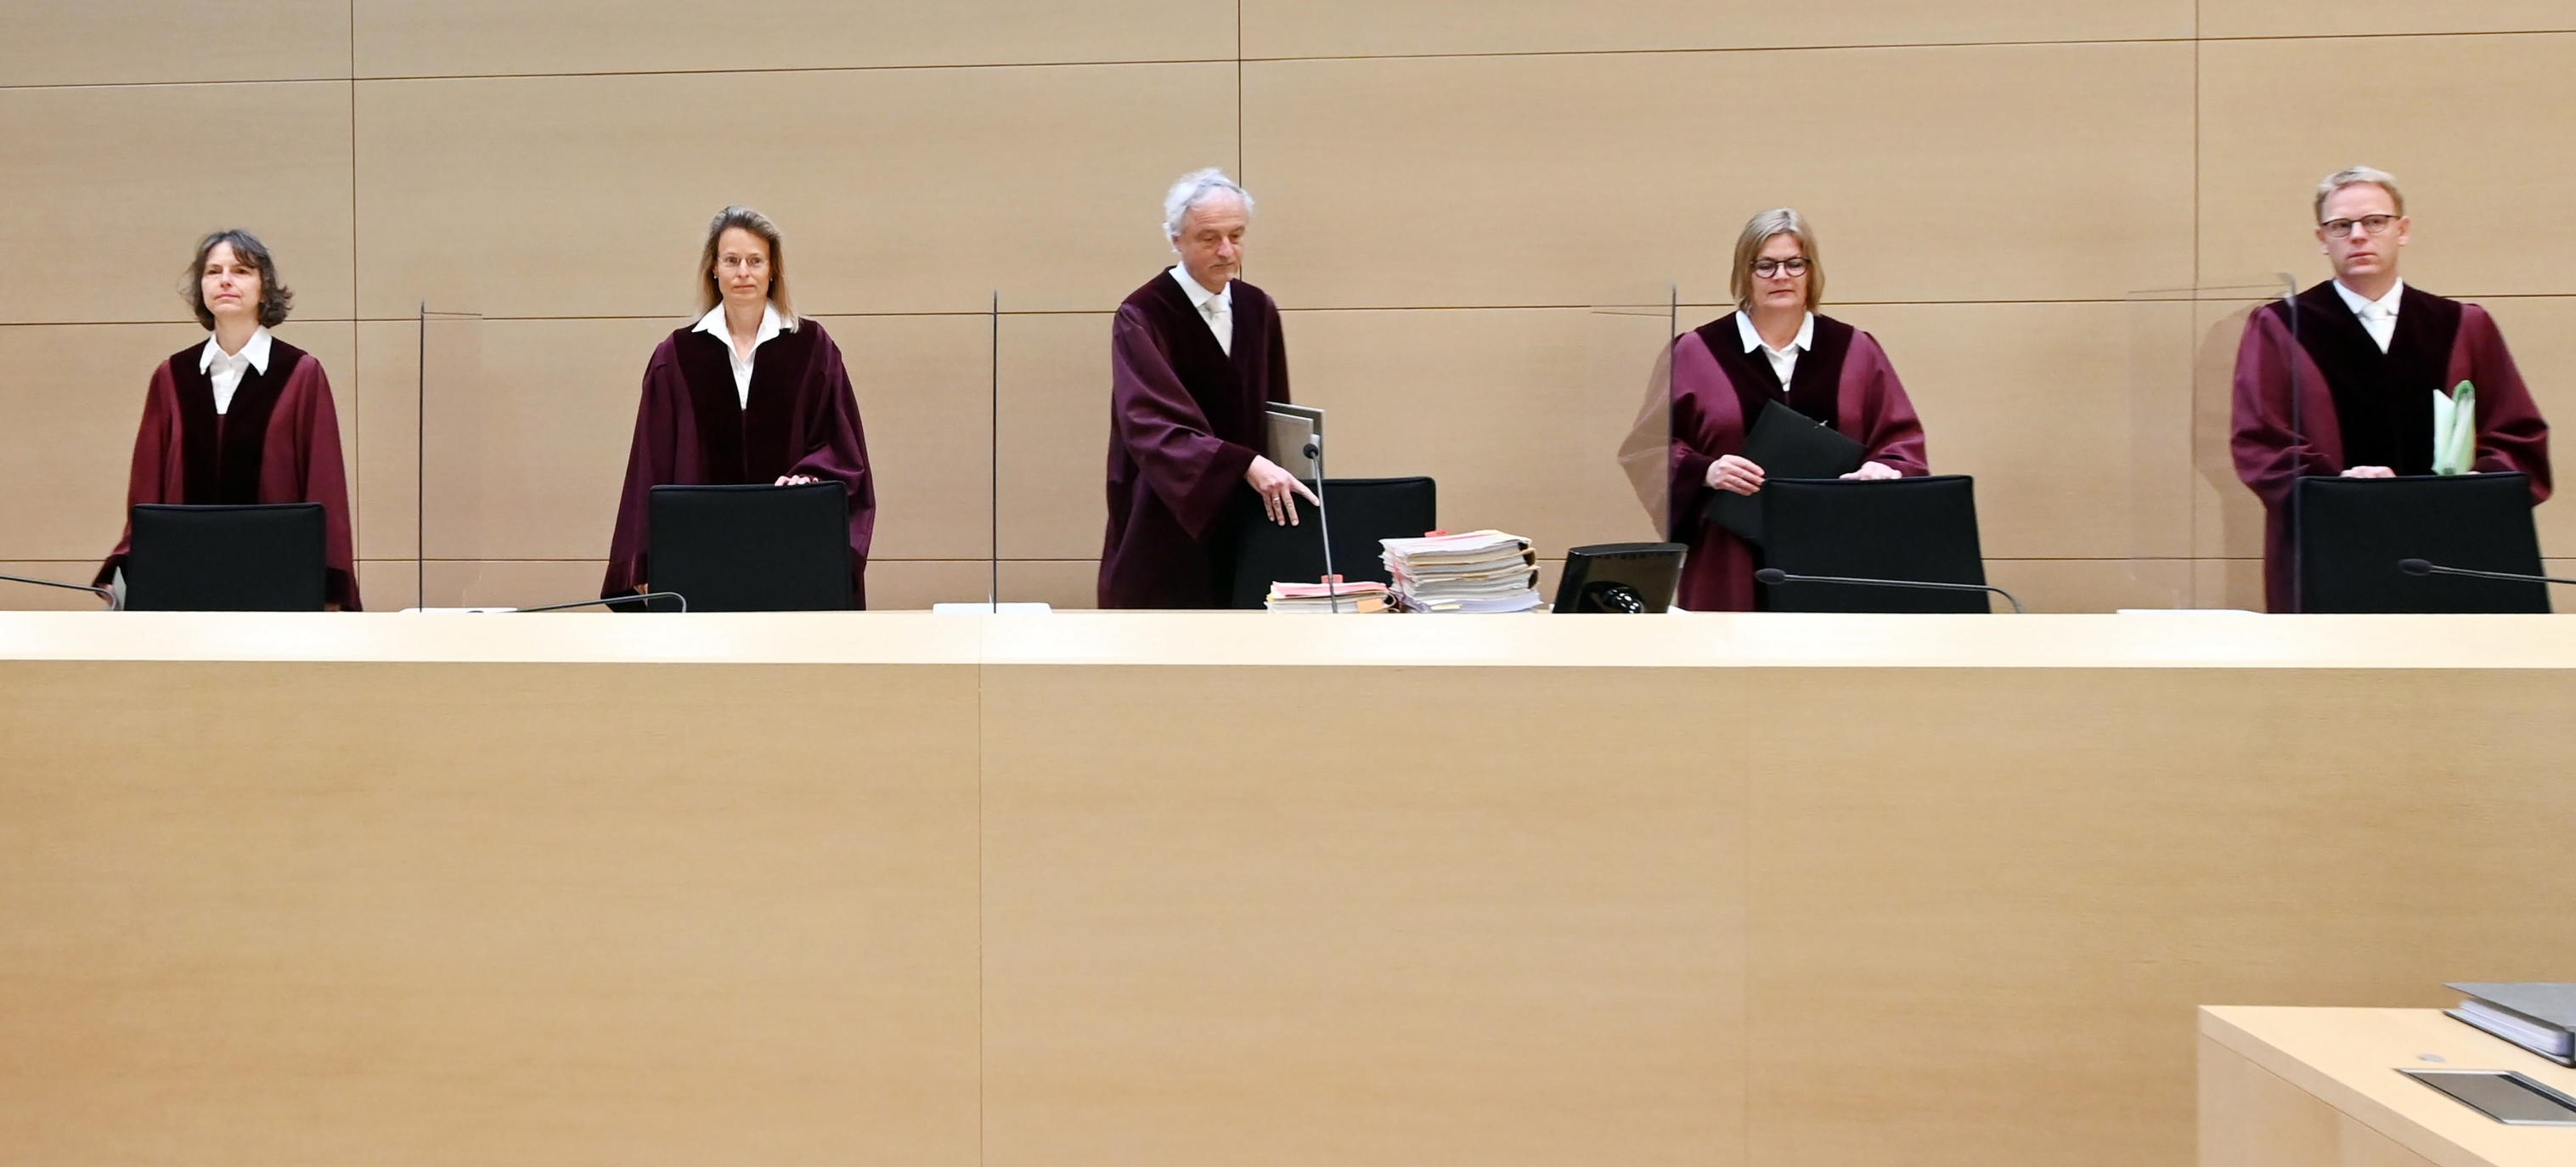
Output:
top-left (8, 608), bottom-right (2576, 668)
top-left (2202, 1007), bottom-right (2576, 1167)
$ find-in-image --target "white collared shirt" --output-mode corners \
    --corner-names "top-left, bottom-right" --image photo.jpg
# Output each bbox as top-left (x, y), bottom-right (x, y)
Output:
top-left (2331, 279), bottom-right (2404, 353)
top-left (1735, 310), bottom-right (1815, 386)
top-left (691, 303), bottom-right (790, 407)
top-left (197, 327), bottom-right (273, 415)
top-left (1170, 266), bottom-right (1233, 356)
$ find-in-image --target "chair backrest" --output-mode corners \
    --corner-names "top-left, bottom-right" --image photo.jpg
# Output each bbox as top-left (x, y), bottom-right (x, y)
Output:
top-left (125, 503), bottom-right (329, 612)
top-left (647, 482), bottom-right (854, 612)
top-left (1758, 476), bottom-right (1990, 613)
top-left (2293, 473), bottom-right (2547, 613)
top-left (1226, 476), bottom-right (1437, 609)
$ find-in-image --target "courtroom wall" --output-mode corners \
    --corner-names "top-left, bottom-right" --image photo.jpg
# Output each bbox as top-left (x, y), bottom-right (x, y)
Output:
top-left (4, 3), bottom-right (2572, 610)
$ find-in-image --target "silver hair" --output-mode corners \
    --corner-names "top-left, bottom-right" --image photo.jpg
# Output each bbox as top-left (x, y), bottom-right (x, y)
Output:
top-left (1162, 168), bottom-right (1254, 244)
top-left (2315, 166), bottom-right (2404, 223)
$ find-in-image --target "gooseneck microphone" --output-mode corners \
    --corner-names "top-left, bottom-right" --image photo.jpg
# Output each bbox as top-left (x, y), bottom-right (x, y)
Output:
top-left (1753, 567), bottom-right (2025, 614)
top-left (2397, 559), bottom-right (2576, 588)
top-left (0, 572), bottom-right (119, 609)
top-left (495, 591), bottom-right (691, 613)
top-left (1303, 438), bottom-right (1341, 613)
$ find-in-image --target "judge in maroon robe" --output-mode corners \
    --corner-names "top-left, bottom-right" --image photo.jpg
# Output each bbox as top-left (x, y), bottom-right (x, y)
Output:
top-left (1649, 208), bottom-right (1927, 612)
top-left (100, 229), bottom-right (359, 609)
top-left (1101, 169), bottom-right (1314, 608)
top-left (2232, 167), bottom-right (2549, 612)
top-left (604, 206), bottom-right (876, 606)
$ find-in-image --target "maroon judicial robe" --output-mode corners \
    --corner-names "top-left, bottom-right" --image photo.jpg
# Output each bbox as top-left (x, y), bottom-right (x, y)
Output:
top-left (1099, 270), bottom-right (1289, 608)
top-left (602, 317), bottom-right (877, 606)
top-left (1660, 313), bottom-right (1928, 612)
top-left (2231, 282), bottom-right (2551, 612)
top-left (98, 339), bottom-right (360, 609)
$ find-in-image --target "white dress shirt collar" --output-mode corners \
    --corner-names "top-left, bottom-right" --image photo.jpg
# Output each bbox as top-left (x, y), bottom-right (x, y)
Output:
top-left (2331, 279), bottom-right (2404, 352)
top-left (692, 303), bottom-right (788, 406)
top-left (1734, 310), bottom-right (1815, 386)
top-left (1170, 266), bottom-right (1234, 355)
top-left (198, 327), bottom-right (273, 415)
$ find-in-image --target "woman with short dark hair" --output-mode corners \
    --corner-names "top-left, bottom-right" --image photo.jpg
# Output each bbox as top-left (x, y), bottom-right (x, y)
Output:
top-left (98, 229), bottom-right (358, 608)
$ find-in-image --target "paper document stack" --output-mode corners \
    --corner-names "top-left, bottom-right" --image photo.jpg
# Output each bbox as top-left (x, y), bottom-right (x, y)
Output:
top-left (2447, 982), bottom-right (2576, 1067)
top-left (1265, 578), bottom-right (1390, 613)
top-left (1380, 530), bottom-right (1542, 613)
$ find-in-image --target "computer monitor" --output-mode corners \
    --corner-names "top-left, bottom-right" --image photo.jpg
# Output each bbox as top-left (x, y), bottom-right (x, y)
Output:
top-left (1552, 542), bottom-right (1685, 613)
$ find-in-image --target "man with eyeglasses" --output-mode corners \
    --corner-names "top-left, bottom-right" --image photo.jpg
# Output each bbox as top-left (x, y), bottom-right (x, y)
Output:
top-left (2229, 165), bottom-right (2551, 612)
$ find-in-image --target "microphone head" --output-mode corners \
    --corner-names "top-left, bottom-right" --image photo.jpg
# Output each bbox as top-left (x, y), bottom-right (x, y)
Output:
top-left (2398, 558), bottom-right (2432, 576)
top-left (1753, 568), bottom-right (1788, 584)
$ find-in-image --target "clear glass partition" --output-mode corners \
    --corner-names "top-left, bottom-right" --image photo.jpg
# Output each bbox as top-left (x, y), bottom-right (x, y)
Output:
top-left (1595, 283), bottom-right (1683, 605)
top-left (2123, 275), bottom-right (2299, 609)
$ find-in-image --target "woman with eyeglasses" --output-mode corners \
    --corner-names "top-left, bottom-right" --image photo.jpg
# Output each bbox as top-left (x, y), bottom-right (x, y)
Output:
top-left (1652, 207), bottom-right (1927, 611)
top-left (99, 229), bottom-right (359, 608)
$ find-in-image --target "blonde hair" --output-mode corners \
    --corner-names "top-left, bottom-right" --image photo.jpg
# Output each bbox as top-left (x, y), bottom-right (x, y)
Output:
top-left (1728, 207), bottom-right (1824, 311)
top-left (2314, 166), bottom-right (2405, 223)
top-left (696, 206), bottom-right (795, 323)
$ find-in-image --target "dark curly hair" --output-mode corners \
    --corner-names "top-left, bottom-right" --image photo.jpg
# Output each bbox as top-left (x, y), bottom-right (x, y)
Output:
top-left (182, 228), bottom-right (293, 330)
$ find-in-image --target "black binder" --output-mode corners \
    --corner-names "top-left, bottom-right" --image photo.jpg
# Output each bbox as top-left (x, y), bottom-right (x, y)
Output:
top-left (1703, 400), bottom-right (1864, 544)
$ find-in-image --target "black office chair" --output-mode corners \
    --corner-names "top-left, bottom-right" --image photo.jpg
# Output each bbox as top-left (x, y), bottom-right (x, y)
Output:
top-left (124, 503), bottom-right (329, 612)
top-left (645, 482), bottom-right (855, 612)
top-left (2292, 473), bottom-right (2547, 613)
top-left (1758, 476), bottom-right (1993, 612)
top-left (1226, 476), bottom-right (1437, 609)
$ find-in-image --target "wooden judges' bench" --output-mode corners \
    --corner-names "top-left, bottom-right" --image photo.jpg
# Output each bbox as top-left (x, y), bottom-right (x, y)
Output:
top-left (3, 611), bottom-right (2573, 1167)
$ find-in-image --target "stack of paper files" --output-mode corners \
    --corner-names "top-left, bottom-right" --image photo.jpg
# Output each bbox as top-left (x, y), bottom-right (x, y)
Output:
top-left (1380, 530), bottom-right (1542, 613)
top-left (1265, 579), bottom-right (1390, 613)
top-left (2447, 982), bottom-right (2576, 1067)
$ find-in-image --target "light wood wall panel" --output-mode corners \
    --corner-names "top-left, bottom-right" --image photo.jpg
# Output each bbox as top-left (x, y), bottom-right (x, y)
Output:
top-left (352, 314), bottom-right (991, 566)
top-left (0, 657), bottom-right (983, 1164)
top-left (2199, 33), bottom-right (2576, 298)
top-left (0, 82), bottom-right (356, 324)
top-left (0, 322), bottom-right (356, 568)
top-left (2201, 1), bottom-right (2576, 40)
top-left (354, 64), bottom-right (1235, 319)
top-left (0, 2), bottom-right (349, 87)
top-left (981, 663), bottom-right (1744, 1167)
top-left (353, 1), bottom-right (1233, 77)
top-left (1830, 302), bottom-right (2181, 559)
top-left (1744, 666), bottom-right (2576, 1167)
top-left (1244, 0), bottom-right (2190, 59)
top-left (1243, 43), bottom-right (2196, 309)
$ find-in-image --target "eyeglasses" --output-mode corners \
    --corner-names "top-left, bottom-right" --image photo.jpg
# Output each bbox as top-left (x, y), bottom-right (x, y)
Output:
top-left (2320, 214), bottom-right (2398, 239)
top-left (1752, 257), bottom-right (1810, 278)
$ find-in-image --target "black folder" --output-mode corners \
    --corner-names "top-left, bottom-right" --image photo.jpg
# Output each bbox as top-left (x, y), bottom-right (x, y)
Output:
top-left (1702, 400), bottom-right (1864, 544)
